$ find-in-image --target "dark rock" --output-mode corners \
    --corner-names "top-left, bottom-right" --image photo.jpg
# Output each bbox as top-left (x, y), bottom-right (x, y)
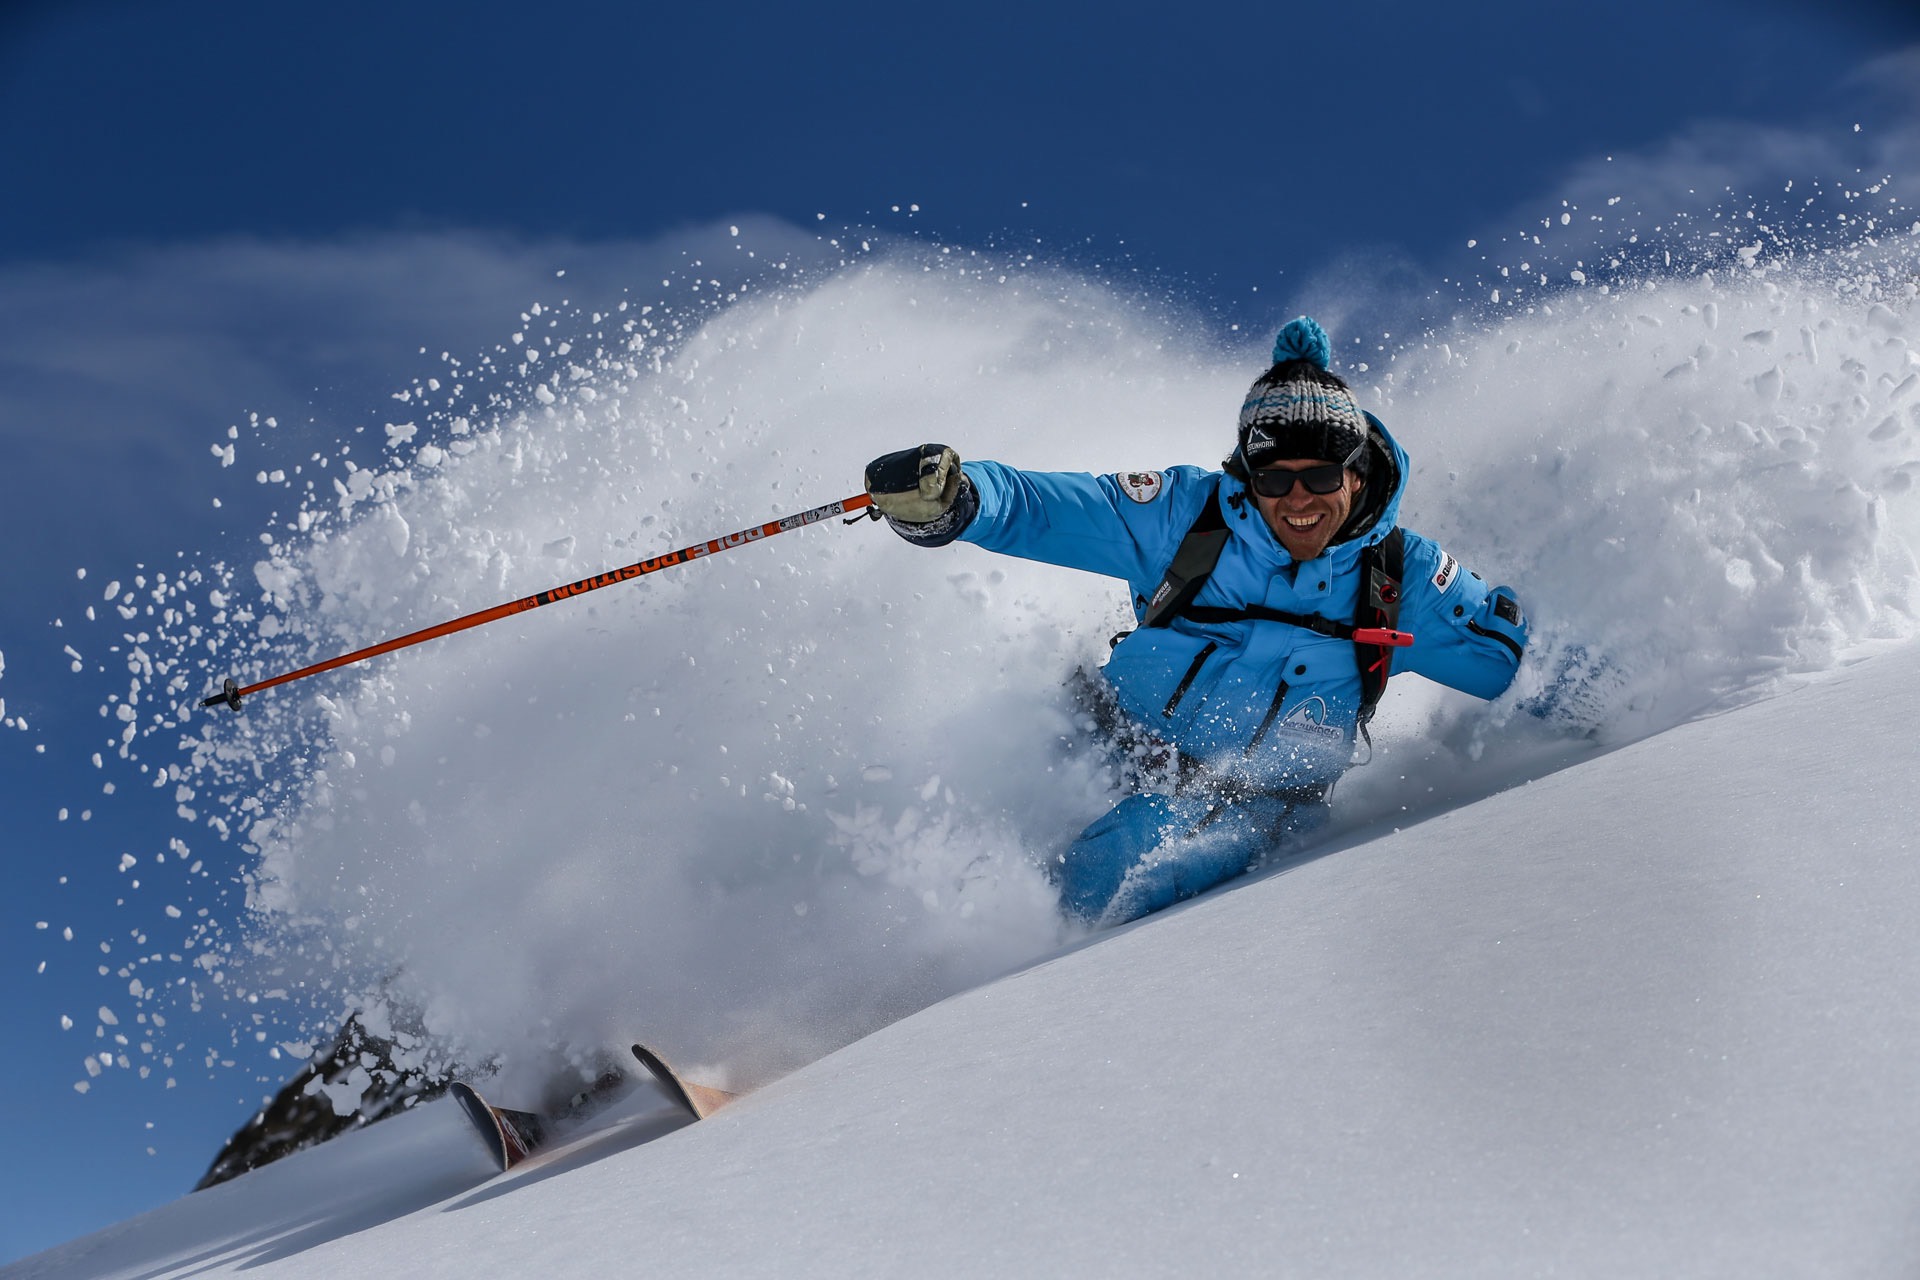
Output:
top-left (195, 1013), bottom-right (456, 1190)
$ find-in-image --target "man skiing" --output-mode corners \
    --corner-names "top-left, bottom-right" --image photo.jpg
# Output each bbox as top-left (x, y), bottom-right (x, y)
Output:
top-left (864, 316), bottom-right (1528, 927)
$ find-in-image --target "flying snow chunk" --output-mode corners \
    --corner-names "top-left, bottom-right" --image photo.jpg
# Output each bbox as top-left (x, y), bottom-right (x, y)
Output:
top-left (254, 560), bottom-right (301, 597)
top-left (380, 509), bottom-right (412, 557)
top-left (306, 1065), bottom-right (372, 1117)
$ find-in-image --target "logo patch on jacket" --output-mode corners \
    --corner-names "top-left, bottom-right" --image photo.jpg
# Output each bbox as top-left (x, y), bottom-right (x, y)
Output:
top-left (1281, 697), bottom-right (1342, 740)
top-left (1117, 471), bottom-right (1164, 503)
top-left (1432, 550), bottom-right (1459, 592)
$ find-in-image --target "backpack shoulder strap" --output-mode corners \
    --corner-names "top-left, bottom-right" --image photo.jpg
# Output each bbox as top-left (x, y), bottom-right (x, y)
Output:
top-left (1140, 486), bottom-right (1229, 630)
top-left (1354, 526), bottom-right (1406, 726)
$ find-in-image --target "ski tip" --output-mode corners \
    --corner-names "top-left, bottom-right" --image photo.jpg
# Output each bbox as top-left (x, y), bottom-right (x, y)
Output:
top-left (630, 1043), bottom-right (738, 1121)
top-left (449, 1080), bottom-right (486, 1120)
top-left (450, 1083), bottom-right (509, 1171)
top-left (450, 1081), bottom-right (546, 1172)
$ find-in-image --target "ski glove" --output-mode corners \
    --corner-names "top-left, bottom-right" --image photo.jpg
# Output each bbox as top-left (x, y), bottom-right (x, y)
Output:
top-left (864, 443), bottom-right (978, 547)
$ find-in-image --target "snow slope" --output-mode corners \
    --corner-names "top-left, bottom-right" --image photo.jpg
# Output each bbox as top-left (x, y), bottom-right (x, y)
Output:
top-left (14, 640), bottom-right (1920, 1279)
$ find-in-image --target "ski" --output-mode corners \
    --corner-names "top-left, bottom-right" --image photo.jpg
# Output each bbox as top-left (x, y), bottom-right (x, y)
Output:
top-left (631, 1042), bottom-right (737, 1120)
top-left (451, 1046), bottom-right (729, 1172)
top-left (450, 1081), bottom-right (548, 1172)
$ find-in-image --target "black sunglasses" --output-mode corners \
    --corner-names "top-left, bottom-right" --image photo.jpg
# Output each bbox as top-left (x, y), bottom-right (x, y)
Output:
top-left (1245, 438), bottom-right (1364, 498)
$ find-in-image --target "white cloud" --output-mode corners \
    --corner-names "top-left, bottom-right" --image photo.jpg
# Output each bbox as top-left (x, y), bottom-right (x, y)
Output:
top-left (1457, 43), bottom-right (1920, 283)
top-left (0, 217), bottom-right (837, 607)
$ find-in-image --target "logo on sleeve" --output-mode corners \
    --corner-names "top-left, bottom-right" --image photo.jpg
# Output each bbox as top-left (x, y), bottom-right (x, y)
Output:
top-left (1432, 550), bottom-right (1459, 592)
top-left (1118, 471), bottom-right (1164, 503)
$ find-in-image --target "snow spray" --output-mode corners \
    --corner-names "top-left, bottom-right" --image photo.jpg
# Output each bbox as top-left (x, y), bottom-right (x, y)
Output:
top-left (37, 189), bottom-right (1920, 1109)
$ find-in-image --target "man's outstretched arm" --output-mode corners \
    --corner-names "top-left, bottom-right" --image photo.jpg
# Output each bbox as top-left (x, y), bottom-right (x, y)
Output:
top-left (1394, 531), bottom-right (1528, 700)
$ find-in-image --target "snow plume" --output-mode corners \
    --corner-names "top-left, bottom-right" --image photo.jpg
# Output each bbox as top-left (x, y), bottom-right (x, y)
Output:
top-left (62, 212), bottom-right (1920, 1106)
top-left (153, 255), bottom-right (1233, 1097)
top-left (1369, 233), bottom-right (1920, 758)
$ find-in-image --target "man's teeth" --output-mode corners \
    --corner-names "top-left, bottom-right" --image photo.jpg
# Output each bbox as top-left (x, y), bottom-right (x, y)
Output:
top-left (1284, 516), bottom-right (1320, 528)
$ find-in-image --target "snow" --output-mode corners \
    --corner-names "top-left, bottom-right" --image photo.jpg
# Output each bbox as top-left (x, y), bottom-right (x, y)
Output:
top-left (13, 643), bottom-right (1920, 1278)
top-left (15, 213), bottom-right (1920, 1272)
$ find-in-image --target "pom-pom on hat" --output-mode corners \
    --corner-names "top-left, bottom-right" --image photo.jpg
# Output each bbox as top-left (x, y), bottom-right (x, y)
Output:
top-left (1237, 316), bottom-right (1371, 473)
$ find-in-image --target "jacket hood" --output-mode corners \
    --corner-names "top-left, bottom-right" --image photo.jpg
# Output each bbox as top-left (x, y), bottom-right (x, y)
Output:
top-left (1219, 411), bottom-right (1408, 568)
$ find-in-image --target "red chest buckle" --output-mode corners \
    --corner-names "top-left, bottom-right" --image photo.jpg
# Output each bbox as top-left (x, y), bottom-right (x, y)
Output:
top-left (1352, 628), bottom-right (1414, 648)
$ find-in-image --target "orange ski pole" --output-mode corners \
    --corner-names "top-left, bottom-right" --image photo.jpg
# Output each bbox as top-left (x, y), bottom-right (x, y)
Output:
top-left (201, 492), bottom-right (875, 711)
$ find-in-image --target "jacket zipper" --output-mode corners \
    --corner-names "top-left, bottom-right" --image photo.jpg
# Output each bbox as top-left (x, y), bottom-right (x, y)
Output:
top-left (1245, 680), bottom-right (1292, 753)
top-left (1162, 642), bottom-right (1217, 718)
top-left (1466, 620), bottom-right (1523, 661)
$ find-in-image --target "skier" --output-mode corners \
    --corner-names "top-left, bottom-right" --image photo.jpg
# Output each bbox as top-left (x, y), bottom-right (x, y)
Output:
top-left (864, 316), bottom-right (1528, 927)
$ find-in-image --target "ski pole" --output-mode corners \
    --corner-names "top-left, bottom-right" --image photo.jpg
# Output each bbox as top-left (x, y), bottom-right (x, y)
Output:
top-left (201, 492), bottom-right (874, 711)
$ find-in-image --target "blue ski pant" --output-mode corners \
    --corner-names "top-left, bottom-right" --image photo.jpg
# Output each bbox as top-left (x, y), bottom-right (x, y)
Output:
top-left (1053, 788), bottom-right (1329, 927)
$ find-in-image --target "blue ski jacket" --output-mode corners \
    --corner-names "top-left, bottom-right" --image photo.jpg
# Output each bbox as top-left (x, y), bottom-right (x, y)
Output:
top-left (956, 418), bottom-right (1525, 793)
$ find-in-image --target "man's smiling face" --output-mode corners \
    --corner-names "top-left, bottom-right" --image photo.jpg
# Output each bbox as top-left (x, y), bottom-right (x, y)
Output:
top-left (1251, 458), bottom-right (1362, 562)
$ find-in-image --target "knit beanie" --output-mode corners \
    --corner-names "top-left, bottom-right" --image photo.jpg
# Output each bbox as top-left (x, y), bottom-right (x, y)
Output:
top-left (1237, 316), bottom-right (1371, 472)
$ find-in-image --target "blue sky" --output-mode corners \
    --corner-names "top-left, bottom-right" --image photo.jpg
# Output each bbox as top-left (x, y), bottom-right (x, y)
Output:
top-left (2, 0), bottom-right (1917, 1262)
